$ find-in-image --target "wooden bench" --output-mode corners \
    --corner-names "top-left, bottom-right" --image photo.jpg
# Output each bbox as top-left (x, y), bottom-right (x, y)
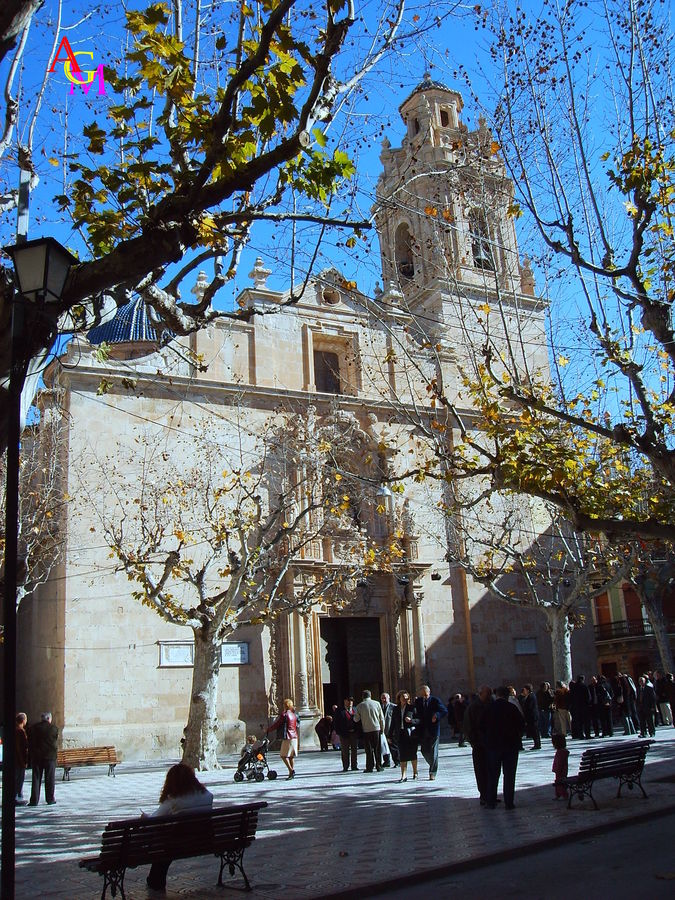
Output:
top-left (564, 739), bottom-right (652, 809)
top-left (57, 746), bottom-right (118, 781)
top-left (79, 802), bottom-right (267, 899)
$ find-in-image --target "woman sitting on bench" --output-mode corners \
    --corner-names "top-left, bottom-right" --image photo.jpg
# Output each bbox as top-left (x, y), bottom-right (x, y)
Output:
top-left (143, 763), bottom-right (213, 891)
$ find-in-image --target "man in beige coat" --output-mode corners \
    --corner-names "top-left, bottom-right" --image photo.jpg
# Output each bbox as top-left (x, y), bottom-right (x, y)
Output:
top-left (355, 690), bottom-right (386, 773)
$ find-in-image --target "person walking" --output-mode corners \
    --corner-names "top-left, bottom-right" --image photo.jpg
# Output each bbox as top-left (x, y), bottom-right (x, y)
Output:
top-left (484, 686), bottom-right (525, 810)
top-left (520, 684), bottom-right (541, 750)
top-left (15, 713), bottom-right (29, 805)
top-left (414, 685), bottom-right (448, 780)
top-left (463, 685), bottom-right (493, 805)
top-left (380, 693), bottom-right (397, 766)
top-left (389, 690), bottom-right (420, 782)
top-left (333, 697), bottom-right (359, 772)
top-left (267, 698), bottom-right (299, 779)
top-left (143, 763), bottom-right (213, 891)
top-left (355, 690), bottom-right (385, 773)
top-left (28, 712), bottom-right (58, 806)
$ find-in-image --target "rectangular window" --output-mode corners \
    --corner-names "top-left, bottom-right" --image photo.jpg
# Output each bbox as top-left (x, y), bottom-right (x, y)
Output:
top-left (514, 638), bottom-right (537, 656)
top-left (158, 641), bottom-right (249, 668)
top-left (314, 349), bottom-right (341, 394)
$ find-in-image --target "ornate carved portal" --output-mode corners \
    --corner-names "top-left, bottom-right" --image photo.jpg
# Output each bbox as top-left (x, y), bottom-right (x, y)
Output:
top-left (273, 569), bottom-right (429, 743)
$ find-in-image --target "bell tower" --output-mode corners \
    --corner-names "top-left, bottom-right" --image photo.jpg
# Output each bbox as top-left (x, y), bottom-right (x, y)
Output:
top-left (374, 74), bottom-right (531, 308)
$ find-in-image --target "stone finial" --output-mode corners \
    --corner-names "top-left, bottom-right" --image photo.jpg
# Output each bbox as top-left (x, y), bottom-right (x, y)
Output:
top-left (380, 281), bottom-right (404, 304)
top-left (520, 256), bottom-right (535, 296)
top-left (191, 270), bottom-right (209, 302)
top-left (381, 136), bottom-right (391, 150)
top-left (249, 256), bottom-right (271, 289)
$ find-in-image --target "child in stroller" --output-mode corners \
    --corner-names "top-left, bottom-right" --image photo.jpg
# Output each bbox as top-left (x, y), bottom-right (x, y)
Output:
top-left (234, 735), bottom-right (277, 782)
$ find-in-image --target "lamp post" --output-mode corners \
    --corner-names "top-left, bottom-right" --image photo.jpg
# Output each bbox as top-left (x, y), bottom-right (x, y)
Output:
top-left (2, 237), bottom-right (76, 897)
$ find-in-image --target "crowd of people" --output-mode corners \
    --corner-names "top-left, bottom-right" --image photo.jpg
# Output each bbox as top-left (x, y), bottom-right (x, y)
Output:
top-left (301, 669), bottom-right (675, 808)
top-left (542, 670), bottom-right (675, 741)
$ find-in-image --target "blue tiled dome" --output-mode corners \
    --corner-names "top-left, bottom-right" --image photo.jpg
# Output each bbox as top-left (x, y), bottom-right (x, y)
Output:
top-left (87, 297), bottom-right (167, 345)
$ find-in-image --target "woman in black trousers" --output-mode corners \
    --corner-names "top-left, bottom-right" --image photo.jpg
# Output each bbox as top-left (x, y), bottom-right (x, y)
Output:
top-left (388, 690), bottom-right (420, 782)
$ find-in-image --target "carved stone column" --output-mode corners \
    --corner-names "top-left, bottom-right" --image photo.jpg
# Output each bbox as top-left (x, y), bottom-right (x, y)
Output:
top-left (412, 591), bottom-right (428, 687)
top-left (294, 611), bottom-right (310, 712)
top-left (293, 611), bottom-right (321, 748)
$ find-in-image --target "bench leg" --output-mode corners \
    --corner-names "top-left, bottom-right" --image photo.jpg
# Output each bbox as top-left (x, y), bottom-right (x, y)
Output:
top-left (588, 783), bottom-right (598, 811)
top-left (62, 767), bottom-right (71, 782)
top-left (567, 782), bottom-right (598, 810)
top-left (617, 773), bottom-right (648, 799)
top-left (218, 848), bottom-right (251, 891)
top-left (101, 867), bottom-right (126, 900)
top-left (108, 764), bottom-right (116, 777)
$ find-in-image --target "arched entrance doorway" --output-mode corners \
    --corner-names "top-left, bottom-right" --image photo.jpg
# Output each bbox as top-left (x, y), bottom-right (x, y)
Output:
top-left (319, 616), bottom-right (383, 714)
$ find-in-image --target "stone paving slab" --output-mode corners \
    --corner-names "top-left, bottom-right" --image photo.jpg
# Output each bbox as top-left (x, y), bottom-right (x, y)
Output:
top-left (5, 729), bottom-right (675, 899)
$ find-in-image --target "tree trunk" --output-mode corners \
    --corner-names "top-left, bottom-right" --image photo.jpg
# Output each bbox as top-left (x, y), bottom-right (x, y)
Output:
top-left (643, 596), bottom-right (675, 674)
top-left (544, 607), bottom-right (573, 685)
top-left (181, 626), bottom-right (221, 771)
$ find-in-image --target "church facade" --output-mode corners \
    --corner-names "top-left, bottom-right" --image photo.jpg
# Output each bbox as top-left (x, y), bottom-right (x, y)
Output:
top-left (18, 79), bottom-right (597, 759)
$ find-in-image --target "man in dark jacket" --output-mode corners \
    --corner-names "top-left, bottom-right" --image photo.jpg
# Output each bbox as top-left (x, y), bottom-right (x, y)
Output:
top-left (333, 697), bottom-right (360, 772)
top-left (463, 686), bottom-right (493, 804)
top-left (414, 685), bottom-right (448, 780)
top-left (29, 712), bottom-right (59, 805)
top-left (520, 684), bottom-right (541, 750)
top-left (571, 675), bottom-right (592, 739)
top-left (485, 686), bottom-right (525, 809)
top-left (637, 676), bottom-right (657, 737)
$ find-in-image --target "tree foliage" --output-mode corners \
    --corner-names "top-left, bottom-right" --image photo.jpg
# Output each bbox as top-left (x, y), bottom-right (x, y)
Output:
top-left (0, 388), bottom-right (66, 612)
top-left (1, 0), bottom-right (448, 447)
top-left (451, 0), bottom-right (675, 540)
top-left (448, 499), bottom-right (630, 683)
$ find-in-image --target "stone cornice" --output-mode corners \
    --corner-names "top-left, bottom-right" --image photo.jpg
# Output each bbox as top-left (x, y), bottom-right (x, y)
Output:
top-left (57, 362), bottom-right (482, 428)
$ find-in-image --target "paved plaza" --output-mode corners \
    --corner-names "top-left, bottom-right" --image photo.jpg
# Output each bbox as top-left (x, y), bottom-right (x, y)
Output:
top-left (6, 729), bottom-right (675, 899)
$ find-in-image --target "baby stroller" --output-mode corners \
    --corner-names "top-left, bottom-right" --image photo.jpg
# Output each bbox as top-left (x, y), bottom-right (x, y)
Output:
top-left (234, 736), bottom-right (277, 782)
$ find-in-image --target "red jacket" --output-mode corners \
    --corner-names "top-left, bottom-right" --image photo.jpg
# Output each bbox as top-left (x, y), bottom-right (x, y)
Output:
top-left (268, 710), bottom-right (299, 740)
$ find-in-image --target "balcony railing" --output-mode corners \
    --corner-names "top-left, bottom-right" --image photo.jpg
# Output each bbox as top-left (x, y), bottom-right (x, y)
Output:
top-left (594, 618), bottom-right (675, 642)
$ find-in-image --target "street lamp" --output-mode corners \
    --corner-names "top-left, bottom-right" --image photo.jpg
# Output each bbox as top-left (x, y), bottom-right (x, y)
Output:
top-left (5, 236), bottom-right (77, 304)
top-left (375, 483), bottom-right (394, 518)
top-left (2, 236), bottom-right (75, 898)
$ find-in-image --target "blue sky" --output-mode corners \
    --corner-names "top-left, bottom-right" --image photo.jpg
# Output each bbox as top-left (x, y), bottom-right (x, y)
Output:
top-left (3, 0), bottom-right (667, 406)
top-left (1, 1), bottom-right (489, 301)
